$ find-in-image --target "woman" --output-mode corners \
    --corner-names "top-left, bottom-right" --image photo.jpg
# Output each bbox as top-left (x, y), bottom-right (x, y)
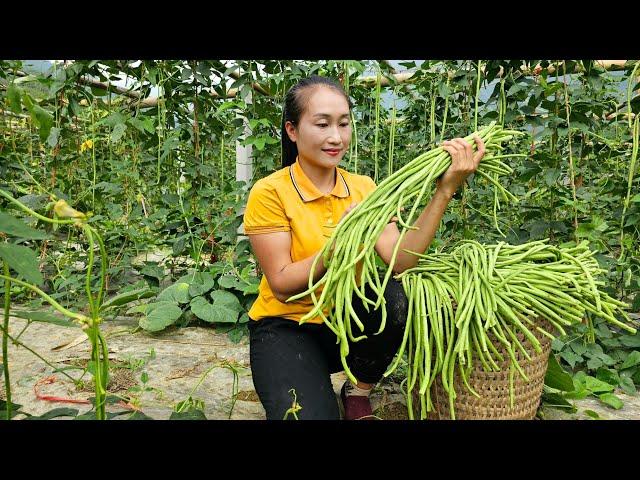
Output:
top-left (243, 74), bottom-right (485, 420)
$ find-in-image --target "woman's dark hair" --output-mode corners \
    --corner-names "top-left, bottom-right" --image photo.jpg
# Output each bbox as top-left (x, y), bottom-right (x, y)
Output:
top-left (281, 75), bottom-right (352, 168)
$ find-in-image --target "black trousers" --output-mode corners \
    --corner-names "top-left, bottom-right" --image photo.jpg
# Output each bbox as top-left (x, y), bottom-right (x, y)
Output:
top-left (248, 278), bottom-right (408, 420)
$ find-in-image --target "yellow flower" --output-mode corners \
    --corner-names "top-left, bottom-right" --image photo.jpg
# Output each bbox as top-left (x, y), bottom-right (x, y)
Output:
top-left (80, 139), bottom-right (94, 153)
top-left (53, 199), bottom-right (87, 224)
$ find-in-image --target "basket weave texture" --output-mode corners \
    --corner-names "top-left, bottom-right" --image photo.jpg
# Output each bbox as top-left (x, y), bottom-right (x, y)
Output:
top-left (422, 319), bottom-right (553, 420)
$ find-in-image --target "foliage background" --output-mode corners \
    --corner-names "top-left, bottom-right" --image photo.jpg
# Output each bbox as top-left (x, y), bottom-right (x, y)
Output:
top-left (1, 60), bottom-right (639, 395)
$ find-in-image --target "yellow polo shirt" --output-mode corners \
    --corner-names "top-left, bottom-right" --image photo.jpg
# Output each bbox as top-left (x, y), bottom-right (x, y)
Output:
top-left (243, 159), bottom-right (377, 324)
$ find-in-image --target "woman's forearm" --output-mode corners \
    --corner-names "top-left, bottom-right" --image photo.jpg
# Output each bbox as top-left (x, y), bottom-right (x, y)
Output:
top-left (393, 188), bottom-right (455, 272)
top-left (272, 187), bottom-right (454, 299)
top-left (272, 251), bottom-right (329, 302)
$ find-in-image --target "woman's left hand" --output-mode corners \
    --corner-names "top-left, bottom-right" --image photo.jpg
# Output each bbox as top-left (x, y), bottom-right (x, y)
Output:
top-left (436, 134), bottom-right (486, 197)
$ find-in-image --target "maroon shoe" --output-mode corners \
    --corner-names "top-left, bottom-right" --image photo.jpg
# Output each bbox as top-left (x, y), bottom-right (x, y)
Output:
top-left (340, 382), bottom-right (375, 420)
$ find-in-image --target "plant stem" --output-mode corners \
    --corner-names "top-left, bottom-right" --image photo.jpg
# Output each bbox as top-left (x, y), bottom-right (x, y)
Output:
top-left (620, 115), bottom-right (639, 259)
top-left (627, 62), bottom-right (640, 130)
top-left (3, 262), bottom-right (12, 420)
top-left (474, 60), bottom-right (482, 131)
top-left (440, 73), bottom-right (451, 144)
top-left (91, 103), bottom-right (96, 210)
top-left (562, 61), bottom-right (579, 240)
top-left (0, 189), bottom-right (75, 225)
top-left (0, 274), bottom-right (88, 324)
top-left (374, 64), bottom-right (381, 183)
top-left (388, 87), bottom-right (397, 176)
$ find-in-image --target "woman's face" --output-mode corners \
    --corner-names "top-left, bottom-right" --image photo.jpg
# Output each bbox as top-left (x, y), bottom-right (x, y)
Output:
top-left (286, 86), bottom-right (352, 169)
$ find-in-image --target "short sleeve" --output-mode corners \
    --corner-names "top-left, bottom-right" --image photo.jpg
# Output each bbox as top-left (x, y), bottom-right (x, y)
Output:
top-left (243, 181), bottom-right (291, 235)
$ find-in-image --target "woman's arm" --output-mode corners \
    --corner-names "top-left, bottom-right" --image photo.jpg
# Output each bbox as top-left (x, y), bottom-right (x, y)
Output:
top-left (375, 135), bottom-right (486, 273)
top-left (248, 203), bottom-right (358, 303)
top-left (248, 231), bottom-right (328, 303)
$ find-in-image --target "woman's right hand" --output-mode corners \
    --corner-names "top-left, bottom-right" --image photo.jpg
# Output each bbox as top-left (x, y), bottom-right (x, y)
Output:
top-left (436, 134), bottom-right (486, 197)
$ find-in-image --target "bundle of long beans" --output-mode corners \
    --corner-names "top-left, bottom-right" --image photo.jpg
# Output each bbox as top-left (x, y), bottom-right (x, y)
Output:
top-left (287, 122), bottom-right (526, 384)
top-left (388, 239), bottom-right (637, 419)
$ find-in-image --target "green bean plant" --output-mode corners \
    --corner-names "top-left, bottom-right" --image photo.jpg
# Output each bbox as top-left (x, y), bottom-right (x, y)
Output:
top-left (0, 189), bottom-right (110, 419)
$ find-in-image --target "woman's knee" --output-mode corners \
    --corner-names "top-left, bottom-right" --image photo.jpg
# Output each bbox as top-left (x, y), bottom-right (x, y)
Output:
top-left (384, 278), bottom-right (409, 330)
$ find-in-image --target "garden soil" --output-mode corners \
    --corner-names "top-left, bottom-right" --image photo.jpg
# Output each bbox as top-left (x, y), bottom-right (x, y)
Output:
top-left (2, 313), bottom-right (639, 420)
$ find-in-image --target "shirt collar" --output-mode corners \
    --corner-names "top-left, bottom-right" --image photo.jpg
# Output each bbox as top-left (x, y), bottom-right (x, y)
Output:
top-left (290, 158), bottom-right (350, 202)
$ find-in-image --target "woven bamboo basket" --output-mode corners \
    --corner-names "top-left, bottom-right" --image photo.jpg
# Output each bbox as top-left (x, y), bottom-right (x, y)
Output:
top-left (412, 319), bottom-right (554, 420)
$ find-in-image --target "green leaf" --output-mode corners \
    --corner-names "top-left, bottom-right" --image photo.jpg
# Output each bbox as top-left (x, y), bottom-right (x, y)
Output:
top-left (210, 289), bottom-right (242, 311)
top-left (47, 126), bottom-right (60, 148)
top-left (218, 274), bottom-right (243, 290)
top-left (75, 411), bottom-right (98, 420)
top-left (216, 101), bottom-right (237, 114)
top-left (170, 409), bottom-right (208, 420)
top-left (583, 409), bottom-right (600, 419)
top-left (620, 351), bottom-right (640, 370)
top-left (100, 111), bottom-right (126, 128)
top-left (597, 353), bottom-right (616, 366)
top-left (587, 357), bottom-right (603, 370)
top-left (595, 367), bottom-right (619, 386)
top-left (543, 168), bottom-right (561, 187)
top-left (598, 393), bottom-right (623, 410)
top-left (570, 342), bottom-right (587, 356)
top-left (94, 181), bottom-right (123, 195)
top-left (619, 333), bottom-right (640, 348)
top-left (619, 374), bottom-right (637, 395)
top-left (105, 410), bottom-right (135, 419)
top-left (585, 343), bottom-right (604, 357)
top-left (25, 407), bottom-right (79, 419)
top-left (190, 295), bottom-right (237, 324)
top-left (126, 304), bottom-right (150, 315)
top-left (541, 391), bottom-right (576, 412)
top-left (227, 325), bottom-right (247, 343)
top-left (551, 338), bottom-right (565, 351)
top-left (110, 123), bottom-right (127, 142)
top-left (100, 288), bottom-right (155, 311)
top-left (90, 86), bottom-right (108, 97)
top-left (559, 350), bottom-right (582, 368)
top-left (0, 242), bottom-right (43, 285)
top-left (584, 375), bottom-right (615, 394)
top-left (139, 302), bottom-right (182, 332)
top-left (0, 212), bottom-right (48, 239)
top-left (30, 104), bottom-right (54, 142)
top-left (10, 310), bottom-right (76, 328)
top-left (6, 83), bottom-right (22, 114)
top-left (183, 272), bottom-right (216, 297)
top-left (123, 411), bottom-right (154, 420)
top-left (103, 395), bottom-right (122, 405)
top-left (189, 296), bottom-right (217, 322)
top-left (157, 282), bottom-right (190, 304)
top-left (238, 312), bottom-right (250, 324)
top-left (544, 354), bottom-right (575, 391)
top-left (140, 263), bottom-right (164, 280)
top-left (600, 338), bottom-right (621, 349)
top-left (173, 236), bottom-right (187, 256)
top-left (0, 400), bottom-right (24, 419)
top-left (528, 221), bottom-right (549, 239)
top-left (238, 281), bottom-right (260, 295)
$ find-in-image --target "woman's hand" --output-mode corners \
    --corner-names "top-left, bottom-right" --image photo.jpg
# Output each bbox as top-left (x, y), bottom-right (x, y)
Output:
top-left (436, 134), bottom-right (486, 197)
